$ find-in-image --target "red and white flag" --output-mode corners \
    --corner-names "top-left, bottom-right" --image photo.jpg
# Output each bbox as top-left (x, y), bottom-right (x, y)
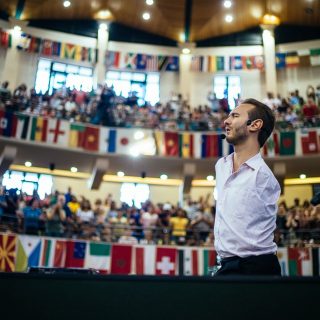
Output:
top-left (134, 245), bottom-right (156, 275)
top-left (155, 247), bottom-right (177, 276)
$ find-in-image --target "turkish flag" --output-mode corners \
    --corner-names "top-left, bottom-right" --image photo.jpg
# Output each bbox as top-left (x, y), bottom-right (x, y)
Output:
top-left (155, 247), bottom-right (177, 276)
top-left (110, 244), bottom-right (133, 275)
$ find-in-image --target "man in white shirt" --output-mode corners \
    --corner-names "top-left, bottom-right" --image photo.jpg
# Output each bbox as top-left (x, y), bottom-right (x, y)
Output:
top-left (214, 98), bottom-right (281, 276)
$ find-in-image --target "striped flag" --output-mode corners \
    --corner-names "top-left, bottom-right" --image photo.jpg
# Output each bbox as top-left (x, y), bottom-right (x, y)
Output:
top-left (178, 247), bottom-right (202, 276)
top-left (99, 127), bottom-right (117, 153)
top-left (40, 238), bottom-right (67, 268)
top-left (201, 133), bottom-right (222, 158)
top-left (310, 48), bottom-right (320, 66)
top-left (84, 242), bottom-right (111, 272)
top-left (135, 245), bottom-right (156, 275)
top-left (277, 247), bottom-right (289, 276)
top-left (179, 132), bottom-right (194, 158)
top-left (288, 248), bottom-right (312, 276)
top-left (202, 248), bottom-right (216, 275)
top-left (154, 131), bottom-right (165, 156)
top-left (12, 114), bottom-right (30, 139)
top-left (68, 123), bottom-right (86, 148)
top-left (0, 111), bottom-right (15, 137)
top-left (146, 55), bottom-right (158, 71)
top-left (285, 52), bottom-right (299, 67)
top-left (263, 132), bottom-right (280, 157)
top-left (28, 117), bottom-right (48, 142)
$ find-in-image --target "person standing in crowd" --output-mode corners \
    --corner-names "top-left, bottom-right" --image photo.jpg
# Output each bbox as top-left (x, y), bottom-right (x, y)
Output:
top-left (214, 98), bottom-right (281, 276)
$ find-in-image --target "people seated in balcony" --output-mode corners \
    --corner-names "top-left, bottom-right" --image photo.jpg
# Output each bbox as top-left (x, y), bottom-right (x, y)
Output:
top-left (0, 81), bottom-right (11, 106)
top-left (22, 198), bottom-right (44, 235)
top-left (109, 209), bottom-right (129, 241)
top-left (76, 199), bottom-right (94, 223)
top-left (46, 195), bottom-right (66, 237)
top-left (169, 208), bottom-right (189, 245)
top-left (302, 98), bottom-right (319, 125)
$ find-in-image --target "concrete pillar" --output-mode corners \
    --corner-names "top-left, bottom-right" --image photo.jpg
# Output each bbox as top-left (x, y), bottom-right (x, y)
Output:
top-left (179, 53), bottom-right (192, 104)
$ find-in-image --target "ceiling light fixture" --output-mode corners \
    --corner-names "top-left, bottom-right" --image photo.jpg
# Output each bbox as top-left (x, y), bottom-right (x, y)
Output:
top-left (225, 14), bottom-right (233, 23)
top-left (207, 175), bottom-right (214, 181)
top-left (146, 0), bottom-right (154, 5)
top-left (160, 174), bottom-right (168, 180)
top-left (13, 25), bottom-right (21, 32)
top-left (182, 48), bottom-right (190, 54)
top-left (261, 14), bottom-right (280, 26)
top-left (300, 174), bottom-right (307, 179)
top-left (70, 167), bottom-right (78, 173)
top-left (63, 1), bottom-right (71, 8)
top-left (142, 12), bottom-right (150, 20)
top-left (223, 1), bottom-right (232, 8)
top-left (25, 161), bottom-right (32, 167)
top-left (117, 171), bottom-right (125, 177)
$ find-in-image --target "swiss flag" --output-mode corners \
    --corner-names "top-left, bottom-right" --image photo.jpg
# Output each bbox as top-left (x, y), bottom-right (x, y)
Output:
top-left (301, 130), bottom-right (319, 154)
top-left (110, 244), bottom-right (133, 275)
top-left (155, 247), bottom-right (177, 276)
top-left (65, 241), bottom-right (86, 268)
top-left (164, 132), bottom-right (179, 156)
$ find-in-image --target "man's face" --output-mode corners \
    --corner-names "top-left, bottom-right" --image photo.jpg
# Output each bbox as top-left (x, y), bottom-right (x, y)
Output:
top-left (223, 103), bottom-right (254, 146)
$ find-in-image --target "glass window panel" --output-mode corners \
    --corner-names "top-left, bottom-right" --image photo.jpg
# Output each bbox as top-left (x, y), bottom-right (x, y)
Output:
top-left (134, 184), bottom-right (150, 209)
top-left (52, 62), bottom-right (66, 72)
top-left (107, 71), bottom-right (120, 80)
top-left (145, 84), bottom-right (159, 105)
top-left (24, 173), bottom-right (39, 182)
top-left (147, 73), bottom-right (159, 83)
top-left (214, 76), bottom-right (227, 86)
top-left (38, 174), bottom-right (53, 200)
top-left (120, 72), bottom-right (132, 80)
top-left (66, 64), bottom-right (79, 74)
top-left (10, 171), bottom-right (24, 181)
top-left (38, 59), bottom-right (51, 70)
top-left (120, 183), bottom-right (136, 207)
top-left (79, 67), bottom-right (92, 76)
top-left (132, 73), bottom-right (145, 82)
top-left (35, 70), bottom-right (50, 94)
top-left (21, 181), bottom-right (36, 196)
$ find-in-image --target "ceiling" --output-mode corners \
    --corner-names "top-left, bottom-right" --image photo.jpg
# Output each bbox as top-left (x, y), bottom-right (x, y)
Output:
top-left (1, 138), bottom-right (319, 180)
top-left (0, 0), bottom-right (319, 43)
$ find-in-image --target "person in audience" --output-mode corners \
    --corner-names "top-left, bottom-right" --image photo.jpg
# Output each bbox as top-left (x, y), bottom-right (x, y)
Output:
top-left (22, 198), bottom-right (44, 235)
top-left (76, 199), bottom-right (94, 223)
top-left (190, 208), bottom-right (214, 245)
top-left (118, 226), bottom-right (138, 245)
top-left (109, 209), bottom-right (128, 241)
top-left (46, 195), bottom-right (66, 237)
top-left (0, 81), bottom-right (11, 106)
top-left (169, 208), bottom-right (189, 245)
top-left (302, 98), bottom-right (318, 124)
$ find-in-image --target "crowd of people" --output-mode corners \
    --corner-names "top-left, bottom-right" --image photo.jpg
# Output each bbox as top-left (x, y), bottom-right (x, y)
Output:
top-left (0, 81), bottom-right (319, 132)
top-left (0, 186), bottom-right (319, 247)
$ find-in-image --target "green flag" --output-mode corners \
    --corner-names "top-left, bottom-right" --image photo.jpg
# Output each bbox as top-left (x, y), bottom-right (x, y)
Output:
top-left (280, 131), bottom-right (296, 156)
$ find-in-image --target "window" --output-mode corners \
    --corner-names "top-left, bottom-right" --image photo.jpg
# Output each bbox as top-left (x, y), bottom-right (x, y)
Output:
top-left (120, 183), bottom-right (150, 209)
top-left (35, 58), bottom-right (93, 95)
top-left (2, 171), bottom-right (53, 200)
top-left (214, 75), bottom-right (241, 109)
top-left (106, 71), bottom-right (160, 106)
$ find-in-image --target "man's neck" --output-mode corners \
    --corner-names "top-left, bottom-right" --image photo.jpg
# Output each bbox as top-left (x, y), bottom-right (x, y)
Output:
top-left (232, 143), bottom-right (260, 172)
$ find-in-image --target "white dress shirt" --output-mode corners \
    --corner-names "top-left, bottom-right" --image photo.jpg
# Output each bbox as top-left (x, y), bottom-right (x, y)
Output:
top-left (214, 152), bottom-right (280, 259)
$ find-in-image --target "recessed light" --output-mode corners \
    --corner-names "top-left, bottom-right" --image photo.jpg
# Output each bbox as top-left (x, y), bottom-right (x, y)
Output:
top-left (300, 174), bottom-right (307, 179)
top-left (225, 14), bottom-right (233, 23)
top-left (117, 171), bottom-right (125, 177)
top-left (142, 12), bottom-right (150, 20)
top-left (207, 175), bottom-right (214, 181)
top-left (25, 161), bottom-right (32, 167)
top-left (160, 174), bottom-right (168, 180)
top-left (13, 25), bottom-right (21, 32)
top-left (63, 1), bottom-right (71, 8)
top-left (224, 1), bottom-right (232, 8)
top-left (70, 167), bottom-right (78, 173)
top-left (182, 48), bottom-right (190, 54)
top-left (146, 0), bottom-right (154, 5)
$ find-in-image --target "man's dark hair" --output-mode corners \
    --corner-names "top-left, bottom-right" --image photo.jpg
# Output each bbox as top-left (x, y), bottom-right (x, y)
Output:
top-left (242, 98), bottom-right (275, 147)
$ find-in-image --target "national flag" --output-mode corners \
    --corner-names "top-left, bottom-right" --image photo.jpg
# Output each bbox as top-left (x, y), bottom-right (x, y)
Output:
top-left (155, 247), bottom-right (177, 275)
top-left (136, 54), bottom-right (147, 70)
top-left (310, 48), bottom-right (320, 66)
top-left (0, 234), bottom-right (16, 272)
top-left (41, 39), bottom-right (53, 56)
top-left (300, 129), bottom-right (319, 155)
top-left (179, 132), bottom-right (194, 158)
top-left (16, 33), bottom-right (31, 50)
top-left (285, 52), bottom-right (299, 67)
top-left (222, 137), bottom-right (234, 157)
top-left (276, 53), bottom-right (286, 69)
top-left (84, 242), bottom-right (111, 272)
top-left (68, 123), bottom-right (86, 148)
top-left (88, 48), bottom-right (97, 63)
top-left (200, 56), bottom-right (209, 72)
top-left (277, 247), bottom-right (289, 276)
top-left (135, 245), bottom-right (156, 275)
top-left (191, 56), bottom-right (201, 72)
top-left (29, 117), bottom-right (48, 142)
top-left (124, 53), bottom-right (137, 69)
top-left (0, 110), bottom-right (15, 137)
top-left (0, 29), bottom-right (12, 48)
top-left (230, 56), bottom-right (243, 70)
top-left (164, 132), bottom-right (179, 156)
top-left (279, 131), bottom-right (296, 156)
top-left (28, 37), bottom-right (41, 53)
top-left (201, 133), bottom-right (222, 158)
top-left (65, 241), bottom-right (86, 268)
top-left (202, 248), bottom-right (216, 275)
top-left (47, 118), bottom-right (69, 146)
top-left (242, 56), bottom-right (255, 70)
top-left (106, 51), bottom-right (120, 69)
top-left (116, 128), bottom-right (134, 155)
top-left (263, 132), bottom-right (280, 157)
top-left (253, 55), bottom-right (264, 70)
top-left (288, 248), bottom-right (312, 276)
top-left (99, 127), bottom-right (117, 153)
top-left (12, 114), bottom-right (30, 139)
top-left (82, 126), bottom-right (99, 151)
top-left (15, 235), bottom-right (42, 272)
top-left (146, 55), bottom-right (158, 72)
top-left (40, 238), bottom-right (67, 268)
top-left (154, 131), bottom-right (165, 156)
top-left (312, 248), bottom-right (320, 276)
top-left (110, 244), bottom-right (133, 274)
top-left (178, 247), bottom-right (202, 276)
top-left (165, 56), bottom-right (179, 71)
top-left (297, 49), bottom-right (311, 67)
top-left (73, 45), bottom-right (82, 61)
top-left (216, 56), bottom-right (225, 71)
top-left (52, 41), bottom-right (61, 57)
top-left (60, 43), bottom-right (76, 60)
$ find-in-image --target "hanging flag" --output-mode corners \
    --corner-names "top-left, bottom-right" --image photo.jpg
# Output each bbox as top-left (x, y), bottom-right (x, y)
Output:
top-left (222, 137), bottom-right (234, 157)
top-left (28, 37), bottom-right (41, 53)
top-left (253, 55), bottom-right (264, 70)
top-left (285, 52), bottom-right (299, 67)
top-left (178, 247), bottom-right (202, 276)
top-left (29, 117), bottom-right (48, 142)
top-left (74, 45), bottom-right (82, 61)
top-left (124, 53), bottom-right (137, 69)
top-left (134, 245), bottom-right (156, 275)
top-left (191, 56), bottom-right (201, 72)
top-left (154, 131), bottom-right (165, 156)
top-left (263, 132), bottom-right (280, 157)
top-left (155, 247), bottom-right (177, 276)
top-left (179, 132), bottom-right (194, 158)
top-left (40, 238), bottom-right (67, 268)
top-left (165, 56), bottom-right (179, 71)
top-left (164, 132), bottom-right (179, 156)
top-left (68, 123), bottom-right (86, 148)
top-left (312, 248), bottom-right (320, 276)
top-left (201, 134), bottom-right (222, 158)
top-left (65, 241), bottom-right (86, 268)
top-left (52, 41), bottom-right (61, 57)
top-left (277, 247), bottom-right (289, 276)
top-left (216, 56), bottom-right (225, 71)
top-left (242, 56), bottom-right (255, 70)
top-left (106, 51), bottom-right (121, 68)
top-left (279, 131), bottom-right (296, 156)
top-left (47, 118), bottom-right (69, 146)
top-left (99, 127), bottom-right (117, 153)
top-left (0, 234), bottom-right (16, 272)
top-left (84, 242), bottom-right (111, 272)
top-left (230, 56), bottom-right (243, 70)
top-left (0, 29), bottom-right (12, 48)
top-left (310, 48), bottom-right (320, 66)
top-left (0, 111), bottom-right (15, 137)
top-left (276, 53), bottom-right (286, 69)
top-left (146, 55), bottom-right (158, 72)
top-left (300, 129), bottom-right (319, 155)
top-left (201, 56), bottom-right (209, 72)
top-left (110, 244), bottom-right (133, 275)
top-left (288, 248), bottom-right (313, 276)
top-left (82, 126), bottom-right (100, 151)
top-left (298, 49), bottom-right (311, 67)
top-left (202, 248), bottom-right (216, 275)
top-left (15, 235), bottom-right (42, 272)
top-left (136, 54), bottom-right (148, 70)
top-left (41, 39), bottom-right (53, 56)
top-left (116, 128), bottom-right (134, 155)
top-left (16, 33), bottom-right (31, 50)
top-left (12, 114), bottom-right (30, 139)
top-left (60, 43), bottom-right (76, 60)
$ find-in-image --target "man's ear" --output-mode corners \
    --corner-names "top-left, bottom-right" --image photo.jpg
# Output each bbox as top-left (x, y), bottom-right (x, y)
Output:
top-left (249, 119), bottom-right (263, 132)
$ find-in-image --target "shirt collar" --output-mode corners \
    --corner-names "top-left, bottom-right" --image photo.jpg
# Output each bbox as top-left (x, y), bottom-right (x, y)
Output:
top-left (223, 152), bottom-right (262, 170)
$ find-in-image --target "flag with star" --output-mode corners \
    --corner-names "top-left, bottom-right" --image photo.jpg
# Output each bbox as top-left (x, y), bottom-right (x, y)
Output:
top-left (178, 132), bottom-right (194, 158)
top-left (0, 234), bottom-right (17, 272)
top-left (65, 241), bottom-right (87, 268)
top-left (83, 126), bottom-right (99, 151)
top-left (178, 247), bottom-right (203, 276)
top-left (0, 110), bottom-right (16, 137)
top-left (288, 248), bottom-right (312, 276)
top-left (164, 132), bottom-right (179, 157)
top-left (28, 116), bottom-right (48, 142)
top-left (110, 244), bottom-right (133, 275)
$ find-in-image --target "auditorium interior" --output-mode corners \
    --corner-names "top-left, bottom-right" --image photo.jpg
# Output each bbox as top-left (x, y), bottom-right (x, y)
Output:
top-left (0, 0), bottom-right (320, 318)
